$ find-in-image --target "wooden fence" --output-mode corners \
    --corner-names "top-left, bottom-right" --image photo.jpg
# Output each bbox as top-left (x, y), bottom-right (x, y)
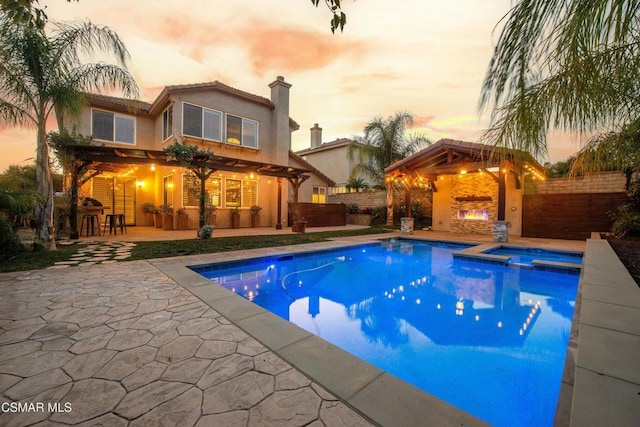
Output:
top-left (287, 203), bottom-right (346, 227)
top-left (522, 192), bottom-right (629, 239)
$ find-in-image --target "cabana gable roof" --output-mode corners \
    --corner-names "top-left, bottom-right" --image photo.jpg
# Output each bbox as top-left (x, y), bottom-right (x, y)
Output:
top-left (62, 145), bottom-right (311, 179)
top-left (385, 139), bottom-right (545, 178)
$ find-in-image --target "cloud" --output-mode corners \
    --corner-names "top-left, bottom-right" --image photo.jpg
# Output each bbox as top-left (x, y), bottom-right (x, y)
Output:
top-left (236, 25), bottom-right (369, 74)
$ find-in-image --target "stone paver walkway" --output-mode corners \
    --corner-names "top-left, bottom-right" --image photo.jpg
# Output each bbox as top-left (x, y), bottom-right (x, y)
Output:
top-left (0, 261), bottom-right (373, 426)
top-left (49, 242), bottom-right (136, 269)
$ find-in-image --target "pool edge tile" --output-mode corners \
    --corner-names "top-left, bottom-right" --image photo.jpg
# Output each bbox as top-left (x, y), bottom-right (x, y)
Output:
top-left (348, 372), bottom-right (489, 427)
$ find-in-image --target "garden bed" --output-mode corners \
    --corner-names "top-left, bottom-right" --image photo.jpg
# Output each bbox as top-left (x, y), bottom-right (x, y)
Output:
top-left (606, 236), bottom-right (640, 287)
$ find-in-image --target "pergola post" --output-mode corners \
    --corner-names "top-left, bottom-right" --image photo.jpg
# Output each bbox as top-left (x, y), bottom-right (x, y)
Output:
top-left (276, 178), bottom-right (283, 229)
top-left (498, 167), bottom-right (506, 221)
top-left (404, 186), bottom-right (411, 217)
top-left (386, 184), bottom-right (394, 226)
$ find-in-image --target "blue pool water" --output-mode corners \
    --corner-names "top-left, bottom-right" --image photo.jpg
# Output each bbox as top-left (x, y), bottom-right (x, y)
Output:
top-left (193, 240), bottom-right (579, 427)
top-left (485, 246), bottom-right (583, 266)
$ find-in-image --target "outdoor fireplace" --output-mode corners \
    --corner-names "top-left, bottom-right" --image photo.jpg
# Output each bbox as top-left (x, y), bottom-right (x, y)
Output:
top-left (458, 209), bottom-right (489, 220)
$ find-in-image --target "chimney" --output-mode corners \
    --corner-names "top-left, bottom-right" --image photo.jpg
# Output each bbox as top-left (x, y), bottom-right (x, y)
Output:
top-left (310, 123), bottom-right (322, 148)
top-left (269, 76), bottom-right (292, 165)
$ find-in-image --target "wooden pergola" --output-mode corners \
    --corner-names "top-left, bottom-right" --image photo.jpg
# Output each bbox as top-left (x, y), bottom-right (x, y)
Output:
top-left (57, 144), bottom-right (312, 237)
top-left (384, 139), bottom-right (545, 226)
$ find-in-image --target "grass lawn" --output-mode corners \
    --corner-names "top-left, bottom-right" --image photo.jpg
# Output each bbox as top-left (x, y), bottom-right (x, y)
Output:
top-left (0, 226), bottom-right (394, 273)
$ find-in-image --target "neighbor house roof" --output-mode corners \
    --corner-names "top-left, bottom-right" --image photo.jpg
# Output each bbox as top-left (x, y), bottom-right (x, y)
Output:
top-left (295, 138), bottom-right (355, 156)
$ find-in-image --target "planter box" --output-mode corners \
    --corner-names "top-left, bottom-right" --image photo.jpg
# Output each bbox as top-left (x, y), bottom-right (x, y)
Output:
top-left (347, 213), bottom-right (372, 226)
top-left (231, 212), bottom-right (240, 229)
top-left (154, 213), bottom-right (163, 229)
top-left (162, 214), bottom-right (173, 230)
top-left (177, 213), bottom-right (188, 230)
top-left (144, 212), bottom-right (154, 226)
top-left (251, 213), bottom-right (260, 228)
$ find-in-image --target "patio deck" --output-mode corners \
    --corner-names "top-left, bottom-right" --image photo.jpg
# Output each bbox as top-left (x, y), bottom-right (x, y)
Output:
top-left (1, 228), bottom-right (638, 426)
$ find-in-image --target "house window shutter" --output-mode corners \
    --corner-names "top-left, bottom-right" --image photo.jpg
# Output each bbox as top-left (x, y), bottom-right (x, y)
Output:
top-left (203, 109), bottom-right (222, 141)
top-left (243, 120), bottom-right (258, 148)
top-left (92, 110), bottom-right (114, 141)
top-left (183, 103), bottom-right (203, 138)
top-left (115, 116), bottom-right (135, 144)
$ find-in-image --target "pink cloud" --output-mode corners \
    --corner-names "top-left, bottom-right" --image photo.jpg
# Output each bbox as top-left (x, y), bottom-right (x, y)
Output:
top-left (237, 26), bottom-right (368, 74)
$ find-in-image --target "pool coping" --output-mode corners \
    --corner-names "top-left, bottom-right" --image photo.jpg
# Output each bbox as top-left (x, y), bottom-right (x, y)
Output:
top-left (150, 233), bottom-right (639, 427)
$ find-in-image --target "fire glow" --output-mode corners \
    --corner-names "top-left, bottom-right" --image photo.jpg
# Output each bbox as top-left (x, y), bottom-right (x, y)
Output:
top-left (458, 209), bottom-right (489, 220)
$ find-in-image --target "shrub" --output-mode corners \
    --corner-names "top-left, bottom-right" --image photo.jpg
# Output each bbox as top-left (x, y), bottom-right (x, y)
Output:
top-left (609, 203), bottom-right (640, 237)
top-left (198, 225), bottom-right (214, 239)
top-left (346, 204), bottom-right (359, 214)
top-left (0, 215), bottom-right (25, 260)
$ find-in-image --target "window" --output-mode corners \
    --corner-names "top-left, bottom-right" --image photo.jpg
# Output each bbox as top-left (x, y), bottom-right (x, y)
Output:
top-left (225, 179), bottom-right (241, 207)
top-left (226, 114), bottom-right (258, 148)
top-left (162, 105), bottom-right (173, 141)
top-left (225, 178), bottom-right (258, 208)
top-left (92, 109), bottom-right (135, 144)
top-left (242, 180), bottom-right (257, 207)
top-left (182, 102), bottom-right (222, 142)
top-left (182, 173), bottom-right (221, 207)
top-left (312, 186), bottom-right (326, 203)
top-left (163, 175), bottom-right (174, 206)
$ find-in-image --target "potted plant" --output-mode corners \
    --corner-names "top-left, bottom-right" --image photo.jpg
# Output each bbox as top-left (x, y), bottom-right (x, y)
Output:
top-left (198, 224), bottom-right (214, 239)
top-left (177, 207), bottom-right (189, 230)
top-left (250, 205), bottom-right (262, 228)
top-left (141, 202), bottom-right (156, 226)
top-left (230, 206), bottom-right (241, 229)
top-left (153, 207), bottom-right (163, 229)
top-left (159, 204), bottom-right (174, 230)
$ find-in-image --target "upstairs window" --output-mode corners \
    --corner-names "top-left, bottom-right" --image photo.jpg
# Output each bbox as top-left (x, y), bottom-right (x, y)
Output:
top-left (182, 102), bottom-right (222, 142)
top-left (226, 114), bottom-right (258, 148)
top-left (92, 109), bottom-right (135, 144)
top-left (162, 105), bottom-right (173, 141)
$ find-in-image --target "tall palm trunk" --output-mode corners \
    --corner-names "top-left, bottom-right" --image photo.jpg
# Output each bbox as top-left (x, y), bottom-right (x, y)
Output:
top-left (35, 112), bottom-right (56, 250)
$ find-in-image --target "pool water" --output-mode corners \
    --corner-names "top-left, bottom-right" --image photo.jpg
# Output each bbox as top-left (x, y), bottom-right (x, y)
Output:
top-left (485, 246), bottom-right (583, 266)
top-left (193, 240), bottom-right (579, 427)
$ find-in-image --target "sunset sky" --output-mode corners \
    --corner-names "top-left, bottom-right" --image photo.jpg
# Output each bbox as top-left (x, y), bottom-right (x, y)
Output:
top-left (0, 0), bottom-right (584, 172)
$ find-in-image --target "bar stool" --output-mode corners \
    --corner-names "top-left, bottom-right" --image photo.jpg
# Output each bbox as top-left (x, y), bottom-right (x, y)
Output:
top-left (80, 213), bottom-right (101, 237)
top-left (103, 214), bottom-right (127, 235)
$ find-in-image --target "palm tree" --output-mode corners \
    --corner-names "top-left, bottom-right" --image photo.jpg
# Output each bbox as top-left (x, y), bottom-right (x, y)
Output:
top-left (0, 16), bottom-right (138, 249)
top-left (480, 0), bottom-right (640, 161)
top-left (569, 118), bottom-right (640, 194)
top-left (348, 112), bottom-right (429, 188)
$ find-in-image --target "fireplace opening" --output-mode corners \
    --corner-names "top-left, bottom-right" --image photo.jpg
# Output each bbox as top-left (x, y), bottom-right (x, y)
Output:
top-left (458, 209), bottom-right (489, 220)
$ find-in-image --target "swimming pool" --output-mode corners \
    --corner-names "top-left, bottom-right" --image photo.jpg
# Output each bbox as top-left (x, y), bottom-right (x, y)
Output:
top-left (193, 240), bottom-right (579, 427)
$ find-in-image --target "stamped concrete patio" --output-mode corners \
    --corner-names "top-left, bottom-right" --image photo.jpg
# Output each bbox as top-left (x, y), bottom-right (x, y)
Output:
top-left (1, 228), bottom-right (638, 426)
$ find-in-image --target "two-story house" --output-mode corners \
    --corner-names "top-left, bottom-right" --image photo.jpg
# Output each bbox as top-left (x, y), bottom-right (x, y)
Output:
top-left (295, 123), bottom-right (373, 197)
top-left (72, 76), bottom-right (333, 229)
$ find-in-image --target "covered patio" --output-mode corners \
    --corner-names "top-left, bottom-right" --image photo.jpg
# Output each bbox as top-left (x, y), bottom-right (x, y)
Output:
top-left (384, 139), bottom-right (545, 239)
top-left (56, 144), bottom-right (314, 239)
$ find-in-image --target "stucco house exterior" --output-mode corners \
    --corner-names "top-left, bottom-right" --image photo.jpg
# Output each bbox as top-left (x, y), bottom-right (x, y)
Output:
top-left (70, 76), bottom-right (333, 229)
top-left (295, 124), bottom-right (372, 196)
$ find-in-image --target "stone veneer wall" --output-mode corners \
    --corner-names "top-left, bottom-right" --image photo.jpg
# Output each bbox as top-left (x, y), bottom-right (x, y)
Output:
top-left (450, 173), bottom-right (498, 234)
top-left (525, 171), bottom-right (627, 194)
